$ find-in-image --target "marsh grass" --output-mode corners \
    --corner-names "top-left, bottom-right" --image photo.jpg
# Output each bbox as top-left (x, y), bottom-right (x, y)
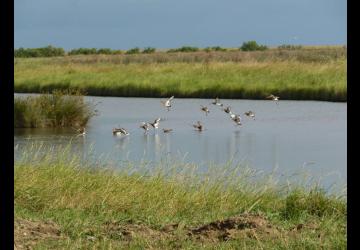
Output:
top-left (14, 90), bottom-right (97, 128)
top-left (14, 47), bottom-right (347, 101)
top-left (14, 144), bottom-right (346, 249)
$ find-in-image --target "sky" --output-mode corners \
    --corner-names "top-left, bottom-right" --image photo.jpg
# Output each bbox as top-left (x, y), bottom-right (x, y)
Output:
top-left (15, 0), bottom-right (347, 50)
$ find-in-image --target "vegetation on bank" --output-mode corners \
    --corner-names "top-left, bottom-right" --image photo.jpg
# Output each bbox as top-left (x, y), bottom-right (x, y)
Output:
top-left (240, 41), bottom-right (268, 51)
top-left (14, 45), bottom-right (65, 58)
top-left (14, 42), bottom-right (345, 57)
top-left (14, 90), bottom-right (97, 128)
top-left (14, 145), bottom-right (346, 249)
top-left (15, 48), bottom-right (347, 101)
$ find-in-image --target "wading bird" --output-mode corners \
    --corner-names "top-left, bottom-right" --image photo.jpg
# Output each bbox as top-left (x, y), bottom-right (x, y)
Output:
top-left (244, 111), bottom-right (255, 119)
top-left (112, 127), bottom-right (129, 136)
top-left (192, 121), bottom-right (204, 131)
top-left (212, 97), bottom-right (223, 107)
top-left (161, 96), bottom-right (174, 111)
top-left (76, 127), bottom-right (86, 136)
top-left (201, 105), bottom-right (210, 116)
top-left (266, 94), bottom-right (280, 104)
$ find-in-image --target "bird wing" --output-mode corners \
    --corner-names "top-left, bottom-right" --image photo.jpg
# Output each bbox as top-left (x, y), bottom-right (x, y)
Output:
top-left (168, 96), bottom-right (174, 101)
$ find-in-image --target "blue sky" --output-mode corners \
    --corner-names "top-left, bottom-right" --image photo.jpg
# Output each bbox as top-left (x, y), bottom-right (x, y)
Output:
top-left (15, 0), bottom-right (346, 50)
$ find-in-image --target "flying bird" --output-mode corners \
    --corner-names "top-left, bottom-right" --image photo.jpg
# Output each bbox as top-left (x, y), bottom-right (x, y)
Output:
top-left (231, 114), bottom-right (242, 125)
top-left (112, 127), bottom-right (129, 136)
top-left (266, 94), bottom-right (280, 104)
top-left (223, 106), bottom-right (231, 114)
top-left (140, 122), bottom-right (150, 134)
top-left (161, 96), bottom-right (174, 111)
top-left (150, 118), bottom-right (161, 129)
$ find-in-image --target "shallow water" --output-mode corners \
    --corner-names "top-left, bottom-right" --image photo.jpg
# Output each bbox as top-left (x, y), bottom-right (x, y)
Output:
top-left (14, 94), bottom-right (347, 189)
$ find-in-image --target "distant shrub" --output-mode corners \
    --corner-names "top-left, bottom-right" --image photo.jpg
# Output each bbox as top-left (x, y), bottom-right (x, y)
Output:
top-left (14, 45), bottom-right (65, 58)
top-left (126, 47), bottom-right (141, 54)
top-left (278, 44), bottom-right (303, 50)
top-left (204, 46), bottom-right (227, 52)
top-left (112, 50), bottom-right (124, 54)
top-left (167, 46), bottom-right (199, 53)
top-left (240, 41), bottom-right (268, 51)
top-left (142, 47), bottom-right (156, 54)
top-left (97, 48), bottom-right (112, 55)
top-left (68, 48), bottom-right (98, 55)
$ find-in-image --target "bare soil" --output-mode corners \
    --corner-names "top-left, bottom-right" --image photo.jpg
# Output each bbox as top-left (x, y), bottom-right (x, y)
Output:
top-left (14, 218), bottom-right (62, 250)
top-left (14, 213), bottom-right (315, 248)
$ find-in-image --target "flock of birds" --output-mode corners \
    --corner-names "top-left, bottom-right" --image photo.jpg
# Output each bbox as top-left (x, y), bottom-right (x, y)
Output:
top-left (75, 94), bottom-right (280, 136)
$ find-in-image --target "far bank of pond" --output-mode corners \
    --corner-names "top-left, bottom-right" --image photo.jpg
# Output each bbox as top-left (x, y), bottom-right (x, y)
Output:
top-left (14, 49), bottom-right (347, 102)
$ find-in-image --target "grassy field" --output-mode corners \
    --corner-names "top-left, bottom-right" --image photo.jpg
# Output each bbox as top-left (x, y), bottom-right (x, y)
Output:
top-left (14, 145), bottom-right (347, 249)
top-left (14, 47), bottom-right (347, 102)
top-left (14, 90), bottom-right (97, 128)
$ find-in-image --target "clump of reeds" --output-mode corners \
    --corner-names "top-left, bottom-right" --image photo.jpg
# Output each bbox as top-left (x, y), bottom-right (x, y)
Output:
top-left (14, 90), bottom-right (97, 128)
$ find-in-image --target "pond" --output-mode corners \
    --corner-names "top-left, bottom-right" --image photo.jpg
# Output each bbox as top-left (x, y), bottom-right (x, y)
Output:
top-left (14, 94), bottom-right (347, 189)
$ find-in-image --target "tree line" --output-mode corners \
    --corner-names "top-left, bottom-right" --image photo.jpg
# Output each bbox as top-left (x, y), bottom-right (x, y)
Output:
top-left (14, 41), bottom-right (306, 58)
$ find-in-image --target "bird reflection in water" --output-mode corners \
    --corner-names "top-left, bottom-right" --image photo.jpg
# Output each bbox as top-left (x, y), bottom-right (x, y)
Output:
top-left (114, 135), bottom-right (130, 151)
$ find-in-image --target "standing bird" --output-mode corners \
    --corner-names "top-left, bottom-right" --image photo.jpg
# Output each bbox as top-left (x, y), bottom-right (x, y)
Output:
top-left (223, 106), bottom-right (231, 114)
top-left (266, 94), bottom-right (280, 104)
top-left (112, 127), bottom-right (129, 136)
top-left (192, 121), bottom-right (204, 131)
top-left (244, 111), bottom-right (255, 119)
top-left (163, 128), bottom-right (173, 133)
top-left (212, 97), bottom-right (223, 107)
top-left (140, 122), bottom-right (150, 134)
top-left (150, 118), bottom-right (161, 129)
top-left (76, 127), bottom-right (86, 136)
top-left (200, 105), bottom-right (210, 116)
top-left (161, 96), bottom-right (174, 111)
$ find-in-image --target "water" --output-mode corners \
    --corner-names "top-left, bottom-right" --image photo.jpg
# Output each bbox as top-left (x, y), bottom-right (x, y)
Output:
top-left (14, 94), bottom-right (347, 189)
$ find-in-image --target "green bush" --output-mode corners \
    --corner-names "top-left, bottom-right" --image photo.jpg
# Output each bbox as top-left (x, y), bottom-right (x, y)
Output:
top-left (167, 46), bottom-right (199, 53)
top-left (278, 44), bottom-right (303, 50)
top-left (14, 45), bottom-right (65, 58)
top-left (240, 41), bottom-right (268, 51)
top-left (204, 46), bottom-right (227, 52)
top-left (142, 47), bottom-right (156, 54)
top-left (112, 50), bottom-right (124, 54)
top-left (97, 48), bottom-right (112, 55)
top-left (126, 47), bottom-right (141, 54)
top-left (68, 48), bottom-right (98, 55)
